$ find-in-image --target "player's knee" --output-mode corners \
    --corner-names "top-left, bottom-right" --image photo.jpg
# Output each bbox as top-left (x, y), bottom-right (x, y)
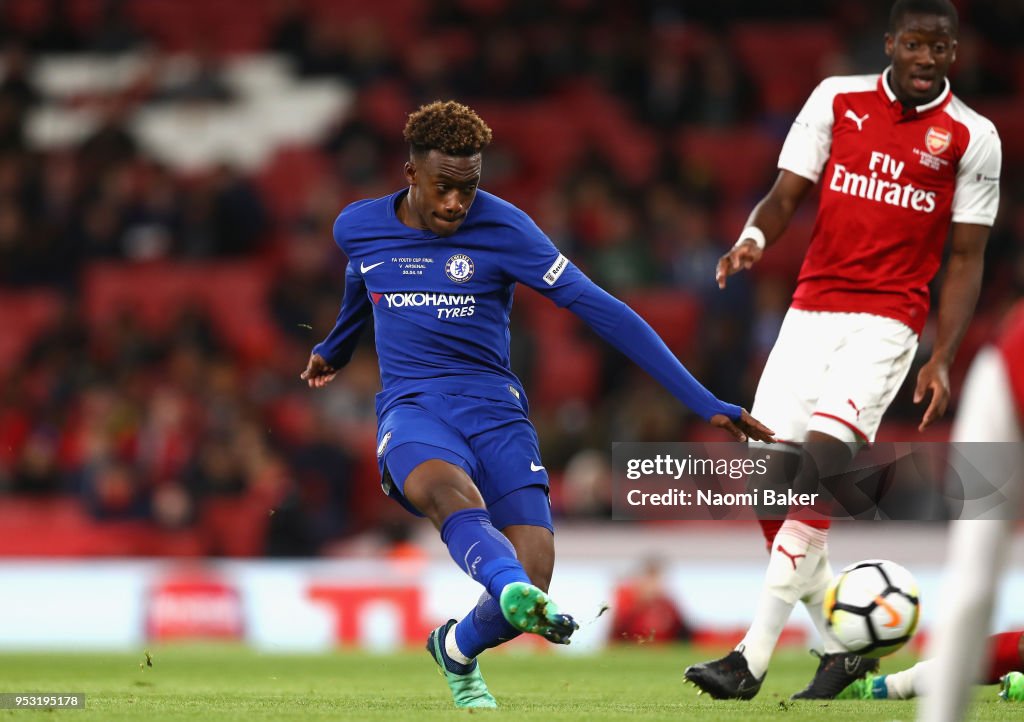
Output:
top-left (403, 461), bottom-right (484, 525)
top-left (421, 482), bottom-right (485, 524)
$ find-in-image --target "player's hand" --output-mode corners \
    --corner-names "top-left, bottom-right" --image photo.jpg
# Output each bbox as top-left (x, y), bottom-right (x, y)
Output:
top-left (914, 358), bottom-right (950, 431)
top-left (710, 409), bottom-right (775, 443)
top-left (300, 353), bottom-right (338, 389)
top-left (716, 239), bottom-right (763, 289)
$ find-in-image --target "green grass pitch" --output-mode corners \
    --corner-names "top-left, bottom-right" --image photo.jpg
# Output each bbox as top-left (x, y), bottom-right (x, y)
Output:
top-left (0, 645), bottom-right (1016, 720)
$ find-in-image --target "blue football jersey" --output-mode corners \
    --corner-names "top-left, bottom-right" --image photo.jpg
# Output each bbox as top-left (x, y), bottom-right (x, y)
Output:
top-left (314, 189), bottom-right (586, 415)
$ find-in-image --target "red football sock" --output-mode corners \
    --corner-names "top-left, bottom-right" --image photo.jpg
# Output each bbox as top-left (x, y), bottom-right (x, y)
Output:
top-left (758, 519), bottom-right (783, 552)
top-left (983, 630), bottom-right (1024, 684)
top-left (758, 519), bottom-right (832, 552)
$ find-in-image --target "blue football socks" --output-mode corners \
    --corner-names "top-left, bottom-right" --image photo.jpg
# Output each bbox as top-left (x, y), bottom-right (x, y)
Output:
top-left (455, 592), bottom-right (522, 659)
top-left (440, 508), bottom-right (531, 600)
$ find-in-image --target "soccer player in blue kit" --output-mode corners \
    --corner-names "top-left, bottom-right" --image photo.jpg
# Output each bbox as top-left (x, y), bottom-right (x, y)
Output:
top-left (301, 101), bottom-right (775, 708)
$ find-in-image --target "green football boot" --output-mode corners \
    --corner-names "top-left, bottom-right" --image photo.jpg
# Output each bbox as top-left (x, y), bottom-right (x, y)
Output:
top-left (498, 582), bottom-right (578, 644)
top-left (999, 671), bottom-right (1024, 701)
top-left (425, 620), bottom-right (497, 709)
top-left (837, 673), bottom-right (888, 700)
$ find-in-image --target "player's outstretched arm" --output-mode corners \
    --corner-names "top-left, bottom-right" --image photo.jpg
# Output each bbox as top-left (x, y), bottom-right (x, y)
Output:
top-left (565, 281), bottom-right (774, 443)
top-left (716, 170), bottom-right (814, 289)
top-left (914, 222), bottom-right (989, 430)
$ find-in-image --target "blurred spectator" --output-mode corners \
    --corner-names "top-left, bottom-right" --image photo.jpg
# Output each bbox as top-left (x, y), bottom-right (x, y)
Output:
top-left (158, 45), bottom-right (235, 105)
top-left (611, 557), bottom-right (693, 644)
top-left (187, 436), bottom-right (246, 498)
top-left (948, 28), bottom-right (1013, 101)
top-left (180, 164), bottom-right (269, 256)
top-left (268, 223), bottom-right (343, 344)
top-left (86, 0), bottom-right (147, 55)
top-left (322, 107), bottom-right (393, 187)
top-left (0, 195), bottom-right (32, 284)
top-left (342, 19), bottom-right (397, 89)
top-left (459, 28), bottom-right (545, 99)
top-left (583, 201), bottom-right (657, 292)
top-left (120, 161), bottom-right (182, 261)
top-left (632, 41), bottom-right (700, 129)
top-left (286, 418), bottom-right (356, 549)
top-left (0, 42), bottom-right (40, 110)
top-left (558, 448), bottom-right (612, 518)
top-left (81, 460), bottom-right (148, 521)
top-left (971, 0), bottom-right (1024, 52)
top-left (380, 520), bottom-right (427, 564)
top-left (690, 35), bottom-right (756, 126)
top-left (0, 42), bottom-right (37, 154)
top-left (151, 481), bottom-right (196, 530)
top-left (268, 0), bottom-right (309, 60)
top-left (77, 97), bottom-right (138, 183)
top-left (30, 0), bottom-right (82, 53)
top-left (0, 95), bottom-right (25, 151)
top-left (664, 199), bottom-right (723, 301)
top-left (10, 426), bottom-right (62, 495)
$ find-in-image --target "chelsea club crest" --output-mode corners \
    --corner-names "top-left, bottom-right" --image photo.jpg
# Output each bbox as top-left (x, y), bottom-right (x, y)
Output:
top-left (445, 254), bottom-right (475, 283)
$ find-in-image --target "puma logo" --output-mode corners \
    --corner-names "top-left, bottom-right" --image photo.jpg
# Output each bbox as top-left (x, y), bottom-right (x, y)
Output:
top-left (874, 595), bottom-right (903, 628)
top-left (776, 544), bottom-right (806, 570)
top-left (844, 109), bottom-right (869, 131)
top-left (847, 398), bottom-right (861, 420)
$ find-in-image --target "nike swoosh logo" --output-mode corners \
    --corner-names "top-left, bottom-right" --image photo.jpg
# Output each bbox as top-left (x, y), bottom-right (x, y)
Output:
top-left (530, 462), bottom-right (545, 472)
top-left (360, 261), bottom-right (385, 273)
top-left (874, 595), bottom-right (902, 628)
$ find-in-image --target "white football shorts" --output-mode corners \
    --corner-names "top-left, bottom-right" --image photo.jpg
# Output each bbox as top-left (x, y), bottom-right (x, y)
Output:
top-left (750, 308), bottom-right (918, 445)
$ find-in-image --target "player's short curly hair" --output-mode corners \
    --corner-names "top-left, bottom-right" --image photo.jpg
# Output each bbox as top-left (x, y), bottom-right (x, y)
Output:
top-left (403, 100), bottom-right (493, 157)
top-left (889, 0), bottom-right (958, 36)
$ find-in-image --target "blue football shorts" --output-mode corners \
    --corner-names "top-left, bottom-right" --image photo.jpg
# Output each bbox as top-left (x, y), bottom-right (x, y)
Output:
top-left (376, 392), bottom-right (553, 532)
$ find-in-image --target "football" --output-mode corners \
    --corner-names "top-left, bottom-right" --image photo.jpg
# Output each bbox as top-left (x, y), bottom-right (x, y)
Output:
top-left (824, 559), bottom-right (921, 658)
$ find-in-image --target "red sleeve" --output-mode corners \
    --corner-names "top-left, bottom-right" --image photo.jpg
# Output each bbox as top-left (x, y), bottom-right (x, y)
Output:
top-left (996, 302), bottom-right (1024, 424)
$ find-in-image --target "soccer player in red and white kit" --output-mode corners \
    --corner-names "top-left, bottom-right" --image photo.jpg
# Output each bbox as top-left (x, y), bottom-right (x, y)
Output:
top-left (685, 0), bottom-right (1001, 701)
top-left (839, 302), bottom-right (1024, 709)
top-left (916, 302), bottom-right (1024, 721)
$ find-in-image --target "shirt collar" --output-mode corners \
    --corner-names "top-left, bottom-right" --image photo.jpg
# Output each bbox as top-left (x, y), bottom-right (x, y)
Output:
top-left (880, 67), bottom-right (951, 116)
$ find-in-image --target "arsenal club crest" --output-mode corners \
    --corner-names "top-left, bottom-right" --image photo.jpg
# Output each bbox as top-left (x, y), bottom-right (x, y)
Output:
top-left (925, 126), bottom-right (952, 155)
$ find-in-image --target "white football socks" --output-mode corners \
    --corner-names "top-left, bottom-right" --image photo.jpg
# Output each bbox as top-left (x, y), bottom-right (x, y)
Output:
top-left (446, 623), bottom-right (473, 665)
top-left (800, 553), bottom-right (846, 654)
top-left (737, 595), bottom-right (792, 678)
top-left (884, 660), bottom-right (929, 699)
top-left (738, 520), bottom-right (828, 678)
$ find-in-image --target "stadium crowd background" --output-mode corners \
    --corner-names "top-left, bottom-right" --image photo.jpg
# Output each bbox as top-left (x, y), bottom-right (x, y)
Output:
top-left (0, 0), bottom-right (1021, 558)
